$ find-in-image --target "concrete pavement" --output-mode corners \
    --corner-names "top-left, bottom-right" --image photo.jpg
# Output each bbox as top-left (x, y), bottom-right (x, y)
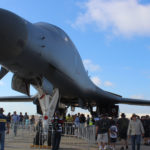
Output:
top-left (4, 128), bottom-right (150, 150)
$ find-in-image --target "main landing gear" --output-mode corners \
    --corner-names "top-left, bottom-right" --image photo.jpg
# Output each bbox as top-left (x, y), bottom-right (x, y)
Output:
top-left (89, 105), bottom-right (119, 118)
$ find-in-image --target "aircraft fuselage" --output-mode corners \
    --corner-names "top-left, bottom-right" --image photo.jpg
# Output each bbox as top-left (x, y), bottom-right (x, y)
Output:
top-left (1, 8), bottom-right (150, 115)
top-left (0, 9), bottom-right (100, 102)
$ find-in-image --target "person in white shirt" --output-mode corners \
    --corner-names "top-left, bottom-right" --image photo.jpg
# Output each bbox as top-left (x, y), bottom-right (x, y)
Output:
top-left (109, 120), bottom-right (118, 150)
top-left (127, 114), bottom-right (144, 150)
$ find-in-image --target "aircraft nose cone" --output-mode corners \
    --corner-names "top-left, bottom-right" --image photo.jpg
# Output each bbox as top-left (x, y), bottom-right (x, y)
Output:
top-left (0, 9), bottom-right (27, 61)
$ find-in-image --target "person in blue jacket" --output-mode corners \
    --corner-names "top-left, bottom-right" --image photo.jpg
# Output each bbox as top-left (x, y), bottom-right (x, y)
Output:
top-left (0, 108), bottom-right (9, 150)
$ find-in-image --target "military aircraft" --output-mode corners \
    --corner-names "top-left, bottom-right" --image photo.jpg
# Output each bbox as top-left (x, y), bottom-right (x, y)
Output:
top-left (0, 8), bottom-right (150, 120)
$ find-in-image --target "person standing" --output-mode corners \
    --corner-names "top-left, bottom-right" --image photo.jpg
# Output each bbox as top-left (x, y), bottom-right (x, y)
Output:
top-left (109, 120), bottom-right (118, 150)
top-left (24, 112), bottom-right (29, 129)
top-left (19, 112), bottom-right (24, 128)
top-left (6, 112), bottom-right (11, 125)
top-left (51, 111), bottom-right (63, 150)
top-left (141, 115), bottom-right (150, 145)
top-left (96, 114), bottom-right (110, 150)
top-left (66, 114), bottom-right (73, 134)
top-left (127, 114), bottom-right (144, 150)
top-left (12, 111), bottom-right (19, 136)
top-left (86, 115), bottom-right (90, 126)
top-left (117, 113), bottom-right (129, 150)
top-left (0, 108), bottom-right (9, 150)
top-left (30, 115), bottom-right (35, 131)
top-left (74, 114), bottom-right (80, 128)
top-left (30, 115), bottom-right (35, 125)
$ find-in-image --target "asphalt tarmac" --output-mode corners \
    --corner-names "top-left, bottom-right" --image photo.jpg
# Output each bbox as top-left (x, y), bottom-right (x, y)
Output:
top-left (4, 128), bottom-right (150, 150)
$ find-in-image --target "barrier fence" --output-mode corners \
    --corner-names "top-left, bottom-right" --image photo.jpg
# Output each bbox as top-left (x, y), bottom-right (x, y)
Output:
top-left (5, 120), bottom-right (150, 150)
top-left (5, 121), bottom-right (97, 150)
top-left (62, 122), bottom-right (97, 150)
top-left (63, 123), bottom-right (96, 142)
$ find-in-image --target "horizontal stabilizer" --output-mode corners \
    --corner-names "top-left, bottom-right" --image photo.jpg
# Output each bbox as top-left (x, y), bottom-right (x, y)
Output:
top-left (120, 98), bottom-right (150, 106)
top-left (0, 96), bottom-right (35, 102)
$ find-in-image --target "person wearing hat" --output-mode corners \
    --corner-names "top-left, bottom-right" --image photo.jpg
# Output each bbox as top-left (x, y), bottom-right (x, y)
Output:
top-left (117, 113), bottom-right (129, 150)
top-left (127, 114), bottom-right (144, 150)
top-left (0, 108), bottom-right (9, 150)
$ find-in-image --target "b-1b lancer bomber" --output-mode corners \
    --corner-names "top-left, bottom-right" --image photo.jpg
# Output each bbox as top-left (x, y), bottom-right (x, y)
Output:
top-left (0, 8), bottom-right (150, 123)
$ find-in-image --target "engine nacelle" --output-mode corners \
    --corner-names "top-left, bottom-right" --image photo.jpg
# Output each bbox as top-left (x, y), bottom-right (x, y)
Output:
top-left (11, 74), bottom-right (30, 96)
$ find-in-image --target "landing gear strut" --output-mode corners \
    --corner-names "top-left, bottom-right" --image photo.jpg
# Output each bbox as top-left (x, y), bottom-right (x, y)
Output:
top-left (38, 88), bottom-right (59, 133)
top-left (33, 88), bottom-right (60, 147)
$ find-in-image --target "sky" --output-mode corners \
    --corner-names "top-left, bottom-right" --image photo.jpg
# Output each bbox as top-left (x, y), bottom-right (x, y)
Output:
top-left (0, 0), bottom-right (150, 116)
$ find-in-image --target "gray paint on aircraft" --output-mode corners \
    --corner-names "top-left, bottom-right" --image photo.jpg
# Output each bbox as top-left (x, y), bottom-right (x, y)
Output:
top-left (0, 8), bottom-right (150, 107)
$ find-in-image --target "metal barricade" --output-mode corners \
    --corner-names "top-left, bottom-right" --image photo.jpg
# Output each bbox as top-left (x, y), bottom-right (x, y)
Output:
top-left (5, 120), bottom-right (51, 150)
top-left (62, 122), bottom-right (97, 150)
top-left (5, 121), bottom-right (97, 150)
top-left (63, 122), bottom-right (75, 135)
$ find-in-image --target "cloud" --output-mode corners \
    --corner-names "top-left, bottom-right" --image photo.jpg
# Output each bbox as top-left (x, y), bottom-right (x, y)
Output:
top-left (130, 95), bottom-right (145, 99)
top-left (74, 0), bottom-right (150, 36)
top-left (83, 59), bottom-right (113, 87)
top-left (91, 76), bottom-right (101, 86)
top-left (91, 77), bottom-right (113, 87)
top-left (104, 81), bottom-right (113, 87)
top-left (0, 81), bottom-right (4, 86)
top-left (83, 59), bottom-right (101, 72)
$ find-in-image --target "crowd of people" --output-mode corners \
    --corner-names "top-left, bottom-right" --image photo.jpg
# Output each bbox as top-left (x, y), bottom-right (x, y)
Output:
top-left (0, 108), bottom-right (150, 150)
top-left (7, 112), bottom-right (35, 127)
top-left (64, 113), bottom-right (150, 150)
top-left (0, 108), bottom-right (37, 150)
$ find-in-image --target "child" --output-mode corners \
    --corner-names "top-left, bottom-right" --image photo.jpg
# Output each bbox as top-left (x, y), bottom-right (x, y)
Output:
top-left (109, 120), bottom-right (118, 150)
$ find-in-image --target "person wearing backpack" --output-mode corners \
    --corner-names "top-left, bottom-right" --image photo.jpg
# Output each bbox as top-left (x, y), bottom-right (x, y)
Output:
top-left (117, 113), bottom-right (129, 150)
top-left (96, 114), bottom-right (110, 150)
